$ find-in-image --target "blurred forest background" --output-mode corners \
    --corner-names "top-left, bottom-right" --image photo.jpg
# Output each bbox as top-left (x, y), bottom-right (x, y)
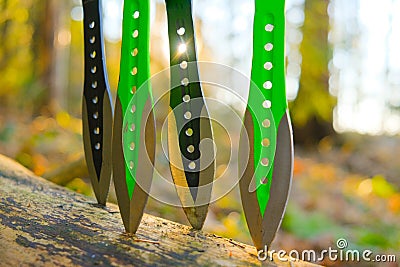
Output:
top-left (0, 0), bottom-right (399, 265)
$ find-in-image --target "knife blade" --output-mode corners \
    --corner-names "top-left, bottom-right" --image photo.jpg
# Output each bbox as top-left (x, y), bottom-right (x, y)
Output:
top-left (82, 0), bottom-right (113, 205)
top-left (113, 0), bottom-right (156, 233)
top-left (239, 0), bottom-right (294, 251)
top-left (165, 0), bottom-right (215, 230)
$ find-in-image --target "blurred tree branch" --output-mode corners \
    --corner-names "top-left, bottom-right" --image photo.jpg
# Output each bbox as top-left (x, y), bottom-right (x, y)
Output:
top-left (43, 154), bottom-right (88, 186)
top-left (289, 0), bottom-right (336, 146)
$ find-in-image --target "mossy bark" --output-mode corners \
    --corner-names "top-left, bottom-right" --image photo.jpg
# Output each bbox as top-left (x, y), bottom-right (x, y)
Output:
top-left (0, 155), bottom-right (319, 267)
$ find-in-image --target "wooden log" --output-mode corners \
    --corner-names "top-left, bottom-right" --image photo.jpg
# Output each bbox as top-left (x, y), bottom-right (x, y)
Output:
top-left (0, 154), bottom-right (319, 266)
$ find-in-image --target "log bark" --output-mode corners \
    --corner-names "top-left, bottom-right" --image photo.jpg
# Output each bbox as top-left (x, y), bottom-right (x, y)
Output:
top-left (0, 155), bottom-right (319, 267)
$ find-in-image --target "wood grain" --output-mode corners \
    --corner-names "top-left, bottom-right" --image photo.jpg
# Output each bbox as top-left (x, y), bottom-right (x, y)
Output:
top-left (0, 154), bottom-right (317, 267)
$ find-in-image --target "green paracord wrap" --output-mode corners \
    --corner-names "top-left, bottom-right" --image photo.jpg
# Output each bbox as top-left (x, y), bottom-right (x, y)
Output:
top-left (118, 0), bottom-right (152, 198)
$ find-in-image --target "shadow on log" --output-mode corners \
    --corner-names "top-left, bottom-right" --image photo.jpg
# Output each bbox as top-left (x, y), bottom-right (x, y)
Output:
top-left (0, 155), bottom-right (319, 266)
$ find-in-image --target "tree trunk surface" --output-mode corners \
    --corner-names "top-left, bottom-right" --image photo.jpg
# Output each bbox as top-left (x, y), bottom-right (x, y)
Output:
top-left (0, 155), bottom-right (319, 267)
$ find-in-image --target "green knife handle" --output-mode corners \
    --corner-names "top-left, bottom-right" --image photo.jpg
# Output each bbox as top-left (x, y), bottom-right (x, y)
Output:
top-left (118, 1), bottom-right (151, 111)
top-left (116, 0), bottom-right (153, 199)
top-left (240, 0), bottom-right (293, 250)
top-left (252, 0), bottom-right (287, 122)
top-left (113, 0), bottom-right (155, 233)
top-left (248, 0), bottom-right (287, 210)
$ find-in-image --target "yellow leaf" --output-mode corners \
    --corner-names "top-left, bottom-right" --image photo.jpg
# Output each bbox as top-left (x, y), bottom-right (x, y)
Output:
top-left (56, 111), bottom-right (71, 129)
top-left (371, 175), bottom-right (395, 198)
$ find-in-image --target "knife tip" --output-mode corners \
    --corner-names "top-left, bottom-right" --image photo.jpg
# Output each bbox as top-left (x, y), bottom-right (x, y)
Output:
top-left (183, 206), bottom-right (208, 230)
